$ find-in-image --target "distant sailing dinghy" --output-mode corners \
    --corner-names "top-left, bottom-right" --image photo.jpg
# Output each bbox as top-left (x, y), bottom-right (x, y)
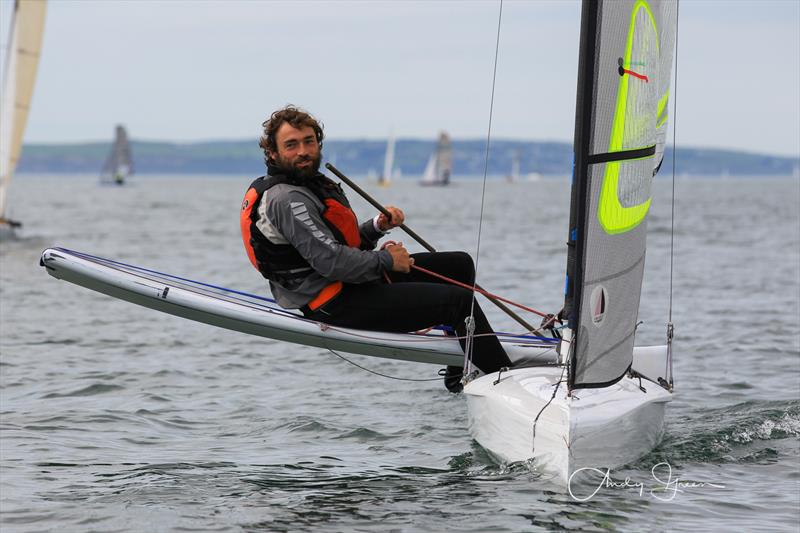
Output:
top-left (420, 131), bottom-right (452, 186)
top-left (506, 149), bottom-right (521, 183)
top-left (464, 0), bottom-right (677, 484)
top-left (378, 133), bottom-right (395, 187)
top-left (100, 125), bottom-right (133, 186)
top-left (0, 0), bottom-right (47, 237)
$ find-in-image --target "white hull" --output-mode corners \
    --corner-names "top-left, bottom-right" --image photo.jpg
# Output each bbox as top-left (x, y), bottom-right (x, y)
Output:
top-left (465, 366), bottom-right (671, 485)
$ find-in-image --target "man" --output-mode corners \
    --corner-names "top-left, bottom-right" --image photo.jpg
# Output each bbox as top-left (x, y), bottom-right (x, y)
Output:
top-left (241, 105), bottom-right (512, 392)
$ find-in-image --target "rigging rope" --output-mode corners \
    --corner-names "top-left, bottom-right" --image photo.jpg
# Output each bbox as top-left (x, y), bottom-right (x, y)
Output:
top-left (664, 0), bottom-right (681, 391)
top-left (327, 349), bottom-right (448, 382)
top-left (412, 264), bottom-right (548, 318)
top-left (531, 364), bottom-right (567, 457)
top-left (668, 1), bottom-right (679, 324)
top-left (379, 240), bottom-right (553, 324)
top-left (666, 0), bottom-right (680, 388)
top-left (466, 0), bottom-right (505, 373)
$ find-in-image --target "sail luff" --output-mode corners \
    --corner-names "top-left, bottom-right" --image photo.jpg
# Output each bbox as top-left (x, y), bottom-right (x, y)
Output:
top-left (564, 0), bottom-right (599, 386)
top-left (0, 0), bottom-right (46, 220)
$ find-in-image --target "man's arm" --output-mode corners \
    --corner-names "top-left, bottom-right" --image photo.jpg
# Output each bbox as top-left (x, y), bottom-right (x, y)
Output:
top-left (359, 216), bottom-right (385, 250)
top-left (266, 188), bottom-right (393, 283)
top-left (359, 205), bottom-right (405, 250)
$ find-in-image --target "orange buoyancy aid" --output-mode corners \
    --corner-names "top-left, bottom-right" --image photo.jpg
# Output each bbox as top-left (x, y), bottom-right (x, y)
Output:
top-left (240, 173), bottom-right (361, 285)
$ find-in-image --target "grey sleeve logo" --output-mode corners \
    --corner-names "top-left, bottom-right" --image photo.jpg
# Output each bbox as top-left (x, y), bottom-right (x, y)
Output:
top-left (291, 202), bottom-right (335, 247)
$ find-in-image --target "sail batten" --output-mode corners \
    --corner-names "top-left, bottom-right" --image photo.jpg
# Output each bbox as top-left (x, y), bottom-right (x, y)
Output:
top-left (565, 0), bottom-right (677, 389)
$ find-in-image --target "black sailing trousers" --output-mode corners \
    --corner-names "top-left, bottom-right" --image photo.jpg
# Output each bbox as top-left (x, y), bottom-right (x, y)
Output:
top-left (302, 251), bottom-right (512, 374)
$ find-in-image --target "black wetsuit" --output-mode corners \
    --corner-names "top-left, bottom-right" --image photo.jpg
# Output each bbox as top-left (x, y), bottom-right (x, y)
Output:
top-left (302, 250), bottom-right (512, 375)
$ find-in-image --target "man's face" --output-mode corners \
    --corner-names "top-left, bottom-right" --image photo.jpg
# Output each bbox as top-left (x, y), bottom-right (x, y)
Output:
top-left (269, 122), bottom-right (321, 178)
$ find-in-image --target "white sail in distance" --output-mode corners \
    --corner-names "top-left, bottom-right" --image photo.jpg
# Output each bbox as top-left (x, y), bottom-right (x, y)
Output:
top-left (420, 131), bottom-right (452, 185)
top-left (379, 132), bottom-right (395, 186)
top-left (0, 0), bottom-right (47, 224)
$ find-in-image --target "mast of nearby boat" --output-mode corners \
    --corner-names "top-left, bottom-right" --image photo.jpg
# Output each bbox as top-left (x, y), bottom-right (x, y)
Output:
top-left (0, 0), bottom-right (47, 229)
top-left (437, 131), bottom-right (452, 184)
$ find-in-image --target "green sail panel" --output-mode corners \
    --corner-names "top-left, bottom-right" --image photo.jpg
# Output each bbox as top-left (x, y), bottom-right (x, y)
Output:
top-left (566, 0), bottom-right (676, 388)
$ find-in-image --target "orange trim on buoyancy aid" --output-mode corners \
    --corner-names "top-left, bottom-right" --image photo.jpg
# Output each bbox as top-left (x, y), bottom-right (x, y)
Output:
top-left (240, 173), bottom-right (362, 285)
top-left (240, 187), bottom-right (260, 270)
top-left (322, 198), bottom-right (361, 248)
top-left (306, 280), bottom-right (343, 311)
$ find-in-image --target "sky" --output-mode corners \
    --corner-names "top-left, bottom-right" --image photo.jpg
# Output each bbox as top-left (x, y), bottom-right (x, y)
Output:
top-left (2, 0), bottom-right (799, 157)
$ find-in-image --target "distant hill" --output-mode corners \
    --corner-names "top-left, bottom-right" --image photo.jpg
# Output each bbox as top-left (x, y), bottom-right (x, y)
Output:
top-left (17, 139), bottom-right (799, 177)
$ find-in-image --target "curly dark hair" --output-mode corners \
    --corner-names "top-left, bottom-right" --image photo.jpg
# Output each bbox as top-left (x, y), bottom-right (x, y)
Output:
top-left (259, 105), bottom-right (324, 165)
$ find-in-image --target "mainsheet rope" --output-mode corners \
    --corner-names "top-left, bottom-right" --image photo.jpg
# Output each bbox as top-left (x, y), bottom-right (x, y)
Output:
top-left (412, 265), bottom-right (549, 319)
top-left (379, 241), bottom-right (550, 319)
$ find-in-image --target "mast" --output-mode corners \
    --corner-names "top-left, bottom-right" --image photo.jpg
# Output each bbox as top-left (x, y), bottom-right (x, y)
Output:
top-left (563, 0), bottom-right (599, 354)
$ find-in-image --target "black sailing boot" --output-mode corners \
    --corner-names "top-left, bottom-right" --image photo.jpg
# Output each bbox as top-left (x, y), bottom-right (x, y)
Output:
top-left (443, 366), bottom-right (464, 393)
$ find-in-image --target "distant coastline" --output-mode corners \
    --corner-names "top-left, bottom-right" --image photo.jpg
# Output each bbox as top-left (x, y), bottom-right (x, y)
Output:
top-left (17, 139), bottom-right (799, 177)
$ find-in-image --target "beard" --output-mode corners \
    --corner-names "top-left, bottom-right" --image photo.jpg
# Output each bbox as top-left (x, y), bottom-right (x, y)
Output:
top-left (272, 152), bottom-right (322, 181)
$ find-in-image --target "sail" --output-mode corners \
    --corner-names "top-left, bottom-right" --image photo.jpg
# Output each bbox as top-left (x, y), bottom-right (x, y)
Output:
top-left (420, 131), bottom-right (452, 185)
top-left (379, 133), bottom-right (395, 185)
top-left (0, 0), bottom-right (47, 221)
top-left (421, 153), bottom-right (436, 183)
top-left (564, 0), bottom-right (676, 389)
top-left (101, 125), bottom-right (134, 184)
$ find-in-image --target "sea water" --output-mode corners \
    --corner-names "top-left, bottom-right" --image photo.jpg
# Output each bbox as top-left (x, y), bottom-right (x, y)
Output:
top-left (1, 175), bottom-right (798, 532)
